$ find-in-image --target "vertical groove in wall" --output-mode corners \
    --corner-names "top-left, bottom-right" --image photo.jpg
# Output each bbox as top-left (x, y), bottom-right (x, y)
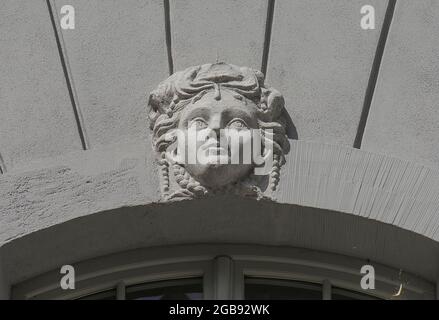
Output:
top-left (46, 0), bottom-right (89, 150)
top-left (164, 0), bottom-right (174, 75)
top-left (353, 0), bottom-right (397, 149)
top-left (261, 0), bottom-right (275, 76)
top-left (0, 153), bottom-right (5, 174)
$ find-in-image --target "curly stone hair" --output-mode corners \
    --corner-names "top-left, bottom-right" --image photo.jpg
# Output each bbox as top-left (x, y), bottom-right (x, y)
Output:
top-left (148, 63), bottom-right (289, 199)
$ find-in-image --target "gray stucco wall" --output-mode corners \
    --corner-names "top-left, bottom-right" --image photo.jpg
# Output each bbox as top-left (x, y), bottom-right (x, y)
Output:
top-left (1, 0), bottom-right (439, 298)
top-left (53, 0), bottom-right (168, 148)
top-left (0, 0), bottom-right (83, 170)
top-left (362, 1), bottom-right (439, 169)
top-left (5, 0), bottom-right (439, 172)
top-left (267, 0), bottom-right (387, 145)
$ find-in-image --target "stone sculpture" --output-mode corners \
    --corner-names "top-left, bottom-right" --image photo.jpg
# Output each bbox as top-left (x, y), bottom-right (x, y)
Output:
top-left (148, 62), bottom-right (289, 200)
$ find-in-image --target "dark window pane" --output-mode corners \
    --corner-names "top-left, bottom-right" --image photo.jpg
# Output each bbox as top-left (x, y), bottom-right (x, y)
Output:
top-left (126, 278), bottom-right (203, 300)
top-left (77, 289), bottom-right (117, 300)
top-left (245, 278), bottom-right (322, 300)
top-left (332, 287), bottom-right (378, 300)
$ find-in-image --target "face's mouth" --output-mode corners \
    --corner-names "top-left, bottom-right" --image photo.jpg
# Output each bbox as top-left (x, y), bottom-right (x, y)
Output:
top-left (197, 146), bottom-right (229, 167)
top-left (206, 146), bottom-right (228, 154)
top-left (202, 137), bottom-right (229, 156)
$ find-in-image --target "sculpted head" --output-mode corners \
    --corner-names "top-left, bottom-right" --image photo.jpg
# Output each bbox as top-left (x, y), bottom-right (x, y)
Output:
top-left (148, 63), bottom-right (289, 200)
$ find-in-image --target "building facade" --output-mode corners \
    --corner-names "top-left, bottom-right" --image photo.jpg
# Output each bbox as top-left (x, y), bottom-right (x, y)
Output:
top-left (1, 0), bottom-right (439, 300)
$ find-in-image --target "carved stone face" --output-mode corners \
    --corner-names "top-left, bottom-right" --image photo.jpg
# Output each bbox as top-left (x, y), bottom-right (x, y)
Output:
top-left (177, 89), bottom-right (258, 188)
top-left (148, 63), bottom-right (290, 200)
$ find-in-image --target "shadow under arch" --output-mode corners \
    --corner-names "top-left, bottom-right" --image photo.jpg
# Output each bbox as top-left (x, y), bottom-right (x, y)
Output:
top-left (2, 197), bottom-right (438, 294)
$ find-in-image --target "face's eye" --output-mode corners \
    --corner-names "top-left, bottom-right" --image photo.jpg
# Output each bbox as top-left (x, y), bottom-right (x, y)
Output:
top-left (189, 118), bottom-right (208, 130)
top-left (227, 119), bottom-right (249, 130)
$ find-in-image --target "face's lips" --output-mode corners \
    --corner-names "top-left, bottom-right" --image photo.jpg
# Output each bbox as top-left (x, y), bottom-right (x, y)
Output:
top-left (206, 147), bottom-right (228, 156)
top-left (207, 146), bottom-right (227, 151)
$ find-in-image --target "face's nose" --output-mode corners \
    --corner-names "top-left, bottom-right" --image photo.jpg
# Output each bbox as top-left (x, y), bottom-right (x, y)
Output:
top-left (209, 113), bottom-right (223, 134)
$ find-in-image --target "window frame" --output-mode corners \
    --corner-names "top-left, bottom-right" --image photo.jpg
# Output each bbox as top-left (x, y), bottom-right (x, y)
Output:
top-left (12, 244), bottom-right (435, 300)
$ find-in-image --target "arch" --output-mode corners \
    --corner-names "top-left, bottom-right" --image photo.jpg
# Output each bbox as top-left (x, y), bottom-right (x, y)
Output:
top-left (1, 141), bottom-right (439, 297)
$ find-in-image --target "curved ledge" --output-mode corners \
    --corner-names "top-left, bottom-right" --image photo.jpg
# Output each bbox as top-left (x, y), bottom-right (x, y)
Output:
top-left (1, 199), bottom-right (438, 288)
top-left (1, 140), bottom-right (439, 287)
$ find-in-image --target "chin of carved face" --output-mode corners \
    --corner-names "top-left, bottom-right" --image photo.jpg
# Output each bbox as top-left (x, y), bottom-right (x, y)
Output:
top-left (185, 162), bottom-right (253, 188)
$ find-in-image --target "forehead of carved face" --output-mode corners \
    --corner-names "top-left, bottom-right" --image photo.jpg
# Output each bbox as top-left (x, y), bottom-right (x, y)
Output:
top-left (178, 89), bottom-right (259, 131)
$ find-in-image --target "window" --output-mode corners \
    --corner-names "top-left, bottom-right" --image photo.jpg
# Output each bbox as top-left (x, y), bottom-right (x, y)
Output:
top-left (245, 278), bottom-right (322, 300)
top-left (77, 289), bottom-right (117, 300)
top-left (125, 278), bottom-right (203, 300)
top-left (12, 245), bottom-right (435, 300)
top-left (331, 287), bottom-right (378, 300)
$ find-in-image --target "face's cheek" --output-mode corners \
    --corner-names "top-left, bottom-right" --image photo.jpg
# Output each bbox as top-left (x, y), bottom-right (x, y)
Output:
top-left (224, 128), bottom-right (253, 164)
top-left (241, 132), bottom-right (253, 163)
top-left (239, 130), bottom-right (253, 147)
